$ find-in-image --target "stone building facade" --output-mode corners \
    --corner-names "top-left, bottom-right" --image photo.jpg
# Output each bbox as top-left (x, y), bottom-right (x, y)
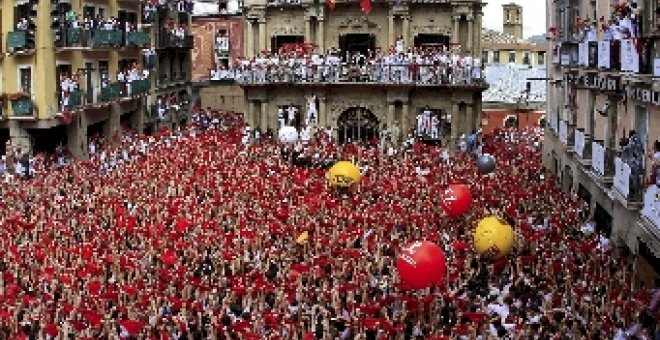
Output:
top-left (239, 0), bottom-right (488, 142)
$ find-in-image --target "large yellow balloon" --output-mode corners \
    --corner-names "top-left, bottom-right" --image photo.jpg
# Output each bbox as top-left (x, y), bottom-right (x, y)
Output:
top-left (473, 216), bottom-right (514, 259)
top-left (327, 161), bottom-right (362, 188)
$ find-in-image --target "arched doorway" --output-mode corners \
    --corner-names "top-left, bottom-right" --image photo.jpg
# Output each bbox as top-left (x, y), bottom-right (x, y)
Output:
top-left (337, 107), bottom-right (379, 144)
top-left (504, 115), bottom-right (518, 128)
top-left (538, 115), bottom-right (547, 128)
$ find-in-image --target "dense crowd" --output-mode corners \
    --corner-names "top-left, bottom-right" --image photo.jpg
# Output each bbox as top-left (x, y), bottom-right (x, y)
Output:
top-left (212, 46), bottom-right (483, 85)
top-left (0, 109), bottom-right (658, 339)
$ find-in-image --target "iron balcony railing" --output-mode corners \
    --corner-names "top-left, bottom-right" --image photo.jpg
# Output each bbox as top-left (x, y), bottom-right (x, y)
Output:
top-left (230, 63), bottom-right (485, 86)
top-left (11, 97), bottom-right (34, 116)
top-left (6, 30), bottom-right (34, 53)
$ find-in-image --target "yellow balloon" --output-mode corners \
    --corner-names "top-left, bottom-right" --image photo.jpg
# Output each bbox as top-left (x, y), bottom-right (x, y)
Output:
top-left (473, 216), bottom-right (514, 259)
top-left (327, 161), bottom-right (362, 188)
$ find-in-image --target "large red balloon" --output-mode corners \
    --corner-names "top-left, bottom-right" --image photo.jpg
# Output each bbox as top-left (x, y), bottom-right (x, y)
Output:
top-left (441, 184), bottom-right (472, 217)
top-left (397, 241), bottom-right (447, 290)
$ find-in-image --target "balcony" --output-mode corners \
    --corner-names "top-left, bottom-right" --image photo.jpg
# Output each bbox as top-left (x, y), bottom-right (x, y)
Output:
top-left (58, 90), bottom-right (84, 112)
top-left (590, 140), bottom-right (614, 185)
top-left (559, 42), bottom-right (579, 67)
top-left (10, 97), bottom-right (34, 117)
top-left (93, 29), bottom-right (123, 48)
top-left (6, 31), bottom-right (34, 54)
top-left (99, 83), bottom-right (123, 102)
top-left (640, 185), bottom-right (660, 240)
top-left (578, 41), bottom-right (598, 70)
top-left (126, 31), bottom-right (151, 48)
top-left (236, 63), bottom-right (488, 87)
top-left (128, 78), bottom-right (151, 96)
top-left (612, 157), bottom-right (644, 209)
top-left (144, 54), bottom-right (157, 69)
top-left (557, 119), bottom-right (575, 151)
top-left (574, 128), bottom-right (592, 167)
top-left (159, 33), bottom-right (193, 49)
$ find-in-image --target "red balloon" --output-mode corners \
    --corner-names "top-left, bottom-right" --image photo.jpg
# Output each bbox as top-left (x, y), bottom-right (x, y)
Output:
top-left (441, 184), bottom-right (472, 217)
top-left (396, 241), bottom-right (447, 290)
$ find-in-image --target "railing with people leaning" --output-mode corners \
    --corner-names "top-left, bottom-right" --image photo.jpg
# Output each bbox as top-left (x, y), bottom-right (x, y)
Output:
top-left (613, 156), bottom-right (644, 204)
top-left (221, 63), bottom-right (484, 86)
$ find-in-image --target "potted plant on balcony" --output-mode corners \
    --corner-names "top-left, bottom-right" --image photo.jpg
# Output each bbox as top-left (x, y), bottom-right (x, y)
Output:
top-left (58, 110), bottom-right (74, 125)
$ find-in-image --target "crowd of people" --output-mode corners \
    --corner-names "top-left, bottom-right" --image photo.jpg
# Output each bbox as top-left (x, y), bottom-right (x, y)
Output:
top-left (0, 107), bottom-right (657, 339)
top-left (212, 44), bottom-right (483, 85)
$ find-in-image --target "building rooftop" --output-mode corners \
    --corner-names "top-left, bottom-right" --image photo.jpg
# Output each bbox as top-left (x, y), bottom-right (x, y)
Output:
top-left (482, 28), bottom-right (545, 51)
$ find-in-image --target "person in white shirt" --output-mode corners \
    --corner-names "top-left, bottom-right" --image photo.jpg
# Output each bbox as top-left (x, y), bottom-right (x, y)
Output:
top-left (430, 114), bottom-right (440, 139)
top-left (277, 107), bottom-right (286, 129)
top-left (306, 95), bottom-right (318, 125)
top-left (287, 104), bottom-right (297, 126)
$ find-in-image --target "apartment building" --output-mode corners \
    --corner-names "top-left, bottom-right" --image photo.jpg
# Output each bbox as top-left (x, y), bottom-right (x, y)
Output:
top-left (0, 0), bottom-right (192, 158)
top-left (152, 0), bottom-right (194, 131)
top-left (544, 0), bottom-right (659, 282)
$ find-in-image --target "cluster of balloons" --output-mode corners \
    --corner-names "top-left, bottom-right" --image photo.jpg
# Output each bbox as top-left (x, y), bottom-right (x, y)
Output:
top-left (324, 157), bottom-right (513, 291)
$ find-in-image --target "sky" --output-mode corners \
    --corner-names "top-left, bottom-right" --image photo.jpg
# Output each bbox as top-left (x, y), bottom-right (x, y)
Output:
top-left (482, 0), bottom-right (547, 38)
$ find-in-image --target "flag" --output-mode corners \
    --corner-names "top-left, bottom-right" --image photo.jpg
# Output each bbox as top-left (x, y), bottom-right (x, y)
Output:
top-left (327, 0), bottom-right (335, 10)
top-left (314, 0), bottom-right (321, 15)
top-left (296, 231), bottom-right (309, 244)
top-left (360, 0), bottom-right (371, 14)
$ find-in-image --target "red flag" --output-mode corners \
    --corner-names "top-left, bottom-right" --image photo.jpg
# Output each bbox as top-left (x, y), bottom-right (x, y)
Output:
top-left (120, 320), bottom-right (145, 336)
top-left (360, 0), bottom-right (371, 14)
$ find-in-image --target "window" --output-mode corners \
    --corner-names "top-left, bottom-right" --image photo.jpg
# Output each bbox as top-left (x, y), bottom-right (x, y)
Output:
top-left (98, 7), bottom-right (106, 18)
top-left (523, 52), bottom-right (530, 65)
top-left (482, 50), bottom-right (489, 63)
top-left (509, 51), bottom-right (516, 63)
top-left (493, 51), bottom-right (500, 63)
top-left (538, 51), bottom-right (546, 65)
top-left (19, 67), bottom-right (32, 94)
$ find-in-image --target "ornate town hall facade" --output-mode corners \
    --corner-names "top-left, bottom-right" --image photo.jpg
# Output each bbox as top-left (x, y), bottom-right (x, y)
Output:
top-left (238, 0), bottom-right (488, 143)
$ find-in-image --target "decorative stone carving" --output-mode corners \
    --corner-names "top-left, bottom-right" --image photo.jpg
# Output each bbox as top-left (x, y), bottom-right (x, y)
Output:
top-left (270, 25), bottom-right (304, 36)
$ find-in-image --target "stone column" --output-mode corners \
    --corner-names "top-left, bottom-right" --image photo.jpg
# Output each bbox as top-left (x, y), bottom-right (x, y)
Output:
top-left (465, 104), bottom-right (475, 134)
top-left (247, 101), bottom-right (256, 127)
top-left (305, 18), bottom-right (312, 43)
top-left (260, 100), bottom-right (268, 131)
top-left (467, 19), bottom-right (473, 54)
top-left (67, 110), bottom-right (89, 159)
top-left (318, 18), bottom-right (325, 53)
top-left (259, 19), bottom-right (267, 53)
top-left (452, 17), bottom-right (460, 46)
top-left (105, 104), bottom-right (122, 146)
top-left (246, 21), bottom-right (254, 58)
top-left (319, 96), bottom-right (327, 127)
top-left (387, 102), bottom-right (395, 130)
top-left (402, 17), bottom-right (410, 48)
top-left (388, 15), bottom-right (395, 48)
top-left (450, 102), bottom-right (459, 140)
top-left (402, 102), bottom-right (410, 137)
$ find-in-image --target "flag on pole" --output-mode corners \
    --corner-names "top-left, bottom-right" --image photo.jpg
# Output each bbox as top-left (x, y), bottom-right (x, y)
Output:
top-left (360, 0), bottom-right (372, 15)
top-left (327, 0), bottom-right (335, 11)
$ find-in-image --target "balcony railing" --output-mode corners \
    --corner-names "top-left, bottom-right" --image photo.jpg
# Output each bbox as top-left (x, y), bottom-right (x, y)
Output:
top-left (126, 31), bottom-right (151, 48)
top-left (99, 82), bottom-right (123, 102)
top-left (592, 140), bottom-right (606, 177)
top-left (613, 156), bottom-right (644, 205)
top-left (128, 78), bottom-right (151, 96)
top-left (93, 29), bottom-right (123, 48)
top-left (574, 128), bottom-right (590, 161)
top-left (234, 64), bottom-right (486, 86)
top-left (159, 33), bottom-right (193, 49)
top-left (144, 55), bottom-right (157, 69)
top-left (597, 40), bottom-right (621, 71)
top-left (560, 42), bottom-right (579, 67)
top-left (58, 90), bottom-right (83, 111)
top-left (6, 31), bottom-right (34, 54)
top-left (578, 41), bottom-right (598, 69)
top-left (11, 98), bottom-right (34, 117)
top-left (559, 120), bottom-right (568, 144)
